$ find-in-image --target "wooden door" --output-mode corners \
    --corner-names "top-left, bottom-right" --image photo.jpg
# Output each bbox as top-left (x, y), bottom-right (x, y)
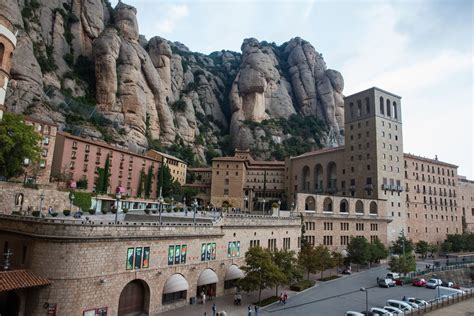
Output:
top-left (118, 280), bottom-right (145, 316)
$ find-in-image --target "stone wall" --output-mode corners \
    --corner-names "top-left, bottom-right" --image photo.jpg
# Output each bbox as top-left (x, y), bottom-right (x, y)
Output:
top-left (0, 182), bottom-right (71, 214)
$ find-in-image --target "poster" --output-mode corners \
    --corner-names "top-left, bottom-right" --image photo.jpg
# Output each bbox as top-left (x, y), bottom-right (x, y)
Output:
top-left (211, 243), bottom-right (216, 260)
top-left (206, 243), bottom-right (212, 261)
top-left (135, 247), bottom-right (142, 269)
top-left (228, 242), bottom-right (233, 258)
top-left (126, 248), bottom-right (134, 270)
top-left (236, 241), bottom-right (241, 257)
top-left (181, 245), bottom-right (187, 264)
top-left (168, 245), bottom-right (174, 265)
top-left (83, 310), bottom-right (95, 316)
top-left (96, 307), bottom-right (108, 316)
top-left (175, 245), bottom-right (181, 264)
top-left (142, 247), bottom-right (150, 268)
top-left (201, 243), bottom-right (207, 261)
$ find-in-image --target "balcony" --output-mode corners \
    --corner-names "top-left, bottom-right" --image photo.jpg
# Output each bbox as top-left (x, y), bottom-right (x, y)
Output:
top-left (326, 187), bottom-right (337, 194)
top-left (364, 184), bottom-right (373, 191)
top-left (381, 184), bottom-right (389, 190)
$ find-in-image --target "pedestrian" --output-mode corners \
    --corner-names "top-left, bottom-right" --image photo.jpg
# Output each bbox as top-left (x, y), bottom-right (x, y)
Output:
top-left (248, 305), bottom-right (252, 316)
top-left (283, 291), bottom-right (288, 304)
top-left (376, 276), bottom-right (379, 283)
top-left (279, 292), bottom-right (283, 304)
top-left (48, 206), bottom-right (53, 216)
top-left (234, 293), bottom-right (238, 305)
top-left (255, 305), bottom-right (259, 316)
top-left (201, 290), bottom-right (206, 304)
top-left (212, 303), bottom-right (216, 316)
top-left (403, 295), bottom-right (406, 301)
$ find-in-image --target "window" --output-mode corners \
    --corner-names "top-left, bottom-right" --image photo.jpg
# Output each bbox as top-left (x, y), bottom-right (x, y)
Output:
top-left (224, 188), bottom-right (229, 195)
top-left (365, 97), bottom-right (370, 114)
top-left (379, 97), bottom-right (384, 114)
top-left (250, 240), bottom-right (260, 248)
top-left (323, 222), bottom-right (333, 230)
top-left (356, 223), bottom-right (364, 231)
top-left (126, 246), bottom-right (151, 270)
top-left (323, 236), bottom-right (333, 246)
top-left (227, 241), bottom-right (240, 258)
top-left (357, 100), bottom-right (362, 117)
top-left (370, 223), bottom-right (378, 231)
top-left (393, 102), bottom-right (398, 119)
top-left (200, 243), bottom-right (217, 261)
top-left (340, 236), bottom-right (349, 245)
top-left (283, 238), bottom-right (291, 250)
top-left (386, 99), bottom-right (391, 117)
top-left (340, 222), bottom-right (349, 231)
top-left (267, 239), bottom-right (277, 251)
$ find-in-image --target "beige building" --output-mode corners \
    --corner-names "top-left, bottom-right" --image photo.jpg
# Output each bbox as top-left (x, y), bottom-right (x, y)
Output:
top-left (458, 175), bottom-right (474, 232)
top-left (184, 167), bottom-right (212, 205)
top-left (146, 150), bottom-right (187, 185)
top-left (210, 150), bottom-right (285, 211)
top-left (404, 154), bottom-right (462, 243)
top-left (0, 214), bottom-right (300, 315)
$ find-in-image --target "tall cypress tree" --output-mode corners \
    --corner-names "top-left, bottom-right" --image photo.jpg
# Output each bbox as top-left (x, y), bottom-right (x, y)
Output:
top-left (144, 165), bottom-right (154, 198)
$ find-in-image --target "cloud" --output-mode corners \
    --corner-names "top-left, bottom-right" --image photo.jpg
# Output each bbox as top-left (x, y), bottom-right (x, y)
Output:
top-left (302, 0), bottom-right (316, 21)
top-left (154, 4), bottom-right (190, 34)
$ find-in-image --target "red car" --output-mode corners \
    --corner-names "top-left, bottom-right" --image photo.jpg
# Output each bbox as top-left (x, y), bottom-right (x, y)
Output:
top-left (412, 278), bottom-right (427, 287)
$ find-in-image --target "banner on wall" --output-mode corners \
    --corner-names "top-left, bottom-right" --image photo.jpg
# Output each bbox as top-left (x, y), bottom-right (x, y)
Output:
top-left (168, 245), bottom-right (174, 265)
top-left (126, 248), bottom-right (134, 270)
top-left (211, 243), bottom-right (216, 260)
top-left (143, 247), bottom-right (150, 268)
top-left (201, 243), bottom-right (207, 261)
top-left (175, 245), bottom-right (181, 264)
top-left (206, 243), bottom-right (212, 261)
top-left (181, 245), bottom-right (187, 264)
top-left (135, 247), bottom-right (143, 269)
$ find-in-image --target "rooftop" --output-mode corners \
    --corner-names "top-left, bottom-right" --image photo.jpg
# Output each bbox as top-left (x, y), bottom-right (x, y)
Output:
top-left (404, 153), bottom-right (458, 169)
top-left (291, 146), bottom-right (345, 160)
top-left (344, 87), bottom-right (402, 99)
top-left (0, 269), bottom-right (50, 292)
top-left (147, 149), bottom-right (186, 164)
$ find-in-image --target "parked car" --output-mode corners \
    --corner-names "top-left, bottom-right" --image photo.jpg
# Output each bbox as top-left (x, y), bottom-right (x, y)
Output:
top-left (412, 278), bottom-right (427, 287)
top-left (394, 278), bottom-right (404, 286)
top-left (406, 297), bottom-right (427, 307)
top-left (378, 278), bottom-right (396, 288)
top-left (370, 307), bottom-right (394, 316)
top-left (383, 306), bottom-right (404, 315)
top-left (441, 281), bottom-right (454, 287)
top-left (386, 299), bottom-right (413, 312)
top-left (342, 269), bottom-right (352, 275)
top-left (403, 300), bottom-right (419, 309)
top-left (345, 311), bottom-right (365, 316)
top-left (426, 278), bottom-right (443, 289)
top-left (386, 272), bottom-right (400, 280)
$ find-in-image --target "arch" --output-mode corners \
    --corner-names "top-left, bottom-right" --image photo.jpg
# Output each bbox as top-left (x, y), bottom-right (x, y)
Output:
top-left (386, 99), bottom-right (391, 117)
top-left (349, 102), bottom-right (354, 118)
top-left (323, 197), bottom-right (333, 212)
top-left (302, 165), bottom-right (310, 192)
top-left (197, 268), bottom-right (218, 286)
top-left (369, 201), bottom-right (378, 215)
top-left (0, 291), bottom-right (20, 316)
top-left (118, 279), bottom-right (150, 315)
top-left (314, 164), bottom-right (323, 192)
top-left (163, 273), bottom-right (188, 304)
top-left (340, 199), bottom-right (349, 213)
top-left (0, 43), bottom-right (4, 67)
top-left (224, 264), bottom-right (244, 290)
top-left (305, 196), bottom-right (315, 211)
top-left (379, 97), bottom-right (384, 115)
top-left (393, 101), bottom-right (398, 119)
top-left (327, 162), bottom-right (337, 193)
top-left (355, 200), bottom-right (364, 214)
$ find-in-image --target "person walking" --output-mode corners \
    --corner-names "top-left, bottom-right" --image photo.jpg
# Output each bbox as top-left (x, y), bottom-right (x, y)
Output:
top-left (248, 305), bottom-right (252, 316)
top-left (279, 293), bottom-right (283, 304)
top-left (283, 292), bottom-right (288, 304)
top-left (201, 290), bottom-right (206, 304)
top-left (255, 305), bottom-right (259, 316)
top-left (211, 303), bottom-right (216, 316)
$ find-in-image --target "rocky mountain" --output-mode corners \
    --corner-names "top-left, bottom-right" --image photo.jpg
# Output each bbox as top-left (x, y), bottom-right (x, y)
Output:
top-left (3, 0), bottom-right (345, 165)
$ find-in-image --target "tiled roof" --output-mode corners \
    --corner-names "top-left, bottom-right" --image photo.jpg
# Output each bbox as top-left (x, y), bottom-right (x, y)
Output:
top-left (0, 269), bottom-right (51, 292)
top-left (403, 153), bottom-right (458, 168)
top-left (291, 146), bottom-right (345, 159)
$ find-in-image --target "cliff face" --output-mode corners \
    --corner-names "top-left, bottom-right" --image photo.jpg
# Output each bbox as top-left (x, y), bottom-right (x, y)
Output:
top-left (4, 0), bottom-right (345, 164)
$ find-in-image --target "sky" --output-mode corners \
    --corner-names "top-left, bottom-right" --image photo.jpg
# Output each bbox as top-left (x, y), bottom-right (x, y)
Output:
top-left (111, 0), bottom-right (473, 178)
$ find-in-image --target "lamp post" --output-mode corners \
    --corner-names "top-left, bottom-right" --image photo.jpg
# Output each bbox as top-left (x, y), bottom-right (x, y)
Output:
top-left (159, 196), bottom-right (164, 225)
top-left (243, 196), bottom-right (248, 213)
top-left (278, 200), bottom-right (281, 217)
top-left (360, 287), bottom-right (368, 315)
top-left (115, 190), bottom-right (122, 224)
top-left (39, 192), bottom-right (45, 214)
top-left (69, 192), bottom-right (75, 212)
top-left (171, 197), bottom-right (174, 212)
top-left (193, 198), bottom-right (198, 225)
top-left (183, 196), bottom-right (187, 216)
top-left (262, 198), bottom-right (266, 216)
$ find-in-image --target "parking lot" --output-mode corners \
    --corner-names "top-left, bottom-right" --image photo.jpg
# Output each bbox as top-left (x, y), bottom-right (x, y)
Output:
top-left (262, 266), bottom-right (448, 316)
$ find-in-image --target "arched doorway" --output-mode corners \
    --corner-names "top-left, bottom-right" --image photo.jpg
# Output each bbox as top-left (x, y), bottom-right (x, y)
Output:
top-left (118, 279), bottom-right (149, 316)
top-left (197, 268), bottom-right (218, 300)
top-left (305, 196), bottom-right (316, 211)
top-left (0, 291), bottom-right (20, 316)
top-left (302, 166), bottom-right (310, 192)
top-left (340, 199), bottom-right (349, 213)
top-left (163, 274), bottom-right (188, 305)
top-left (355, 200), bottom-right (364, 214)
top-left (323, 197), bottom-right (333, 212)
top-left (314, 164), bottom-right (323, 192)
top-left (224, 264), bottom-right (244, 290)
top-left (369, 201), bottom-right (378, 215)
top-left (327, 162), bottom-right (337, 193)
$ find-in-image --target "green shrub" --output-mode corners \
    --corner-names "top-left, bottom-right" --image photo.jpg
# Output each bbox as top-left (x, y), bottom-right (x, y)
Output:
top-left (101, 209), bottom-right (108, 214)
top-left (290, 279), bottom-right (315, 291)
top-left (11, 211), bottom-right (21, 216)
top-left (253, 296), bottom-right (280, 307)
top-left (51, 212), bottom-right (58, 217)
top-left (63, 53), bottom-right (74, 67)
top-left (319, 275), bottom-right (340, 282)
top-left (32, 211), bottom-right (41, 217)
top-left (171, 99), bottom-right (187, 112)
top-left (72, 191), bottom-right (92, 210)
top-left (63, 209), bottom-right (71, 216)
top-left (144, 209), bottom-right (151, 215)
top-left (122, 208), bottom-right (129, 214)
top-left (166, 208), bottom-right (172, 213)
top-left (88, 209), bottom-right (96, 215)
top-left (111, 208), bottom-right (117, 214)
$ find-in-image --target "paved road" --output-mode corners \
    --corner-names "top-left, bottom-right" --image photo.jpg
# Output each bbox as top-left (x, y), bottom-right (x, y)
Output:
top-left (262, 265), bottom-right (441, 316)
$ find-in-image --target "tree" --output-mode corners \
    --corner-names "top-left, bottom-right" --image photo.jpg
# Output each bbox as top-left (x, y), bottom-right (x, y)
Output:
top-left (441, 241), bottom-right (453, 253)
top-left (298, 244), bottom-right (318, 280)
top-left (331, 251), bottom-right (344, 271)
top-left (0, 113), bottom-right (41, 179)
top-left (144, 165), bottom-right (154, 198)
top-left (347, 236), bottom-right (371, 267)
top-left (415, 240), bottom-right (430, 259)
top-left (94, 154), bottom-right (110, 193)
top-left (388, 254), bottom-right (416, 276)
top-left (157, 164), bottom-right (174, 197)
top-left (136, 169), bottom-right (145, 197)
top-left (313, 245), bottom-right (334, 279)
top-left (272, 249), bottom-right (301, 296)
top-left (428, 243), bottom-right (439, 257)
top-left (238, 246), bottom-right (283, 304)
top-left (369, 238), bottom-right (389, 264)
top-left (390, 235), bottom-right (414, 255)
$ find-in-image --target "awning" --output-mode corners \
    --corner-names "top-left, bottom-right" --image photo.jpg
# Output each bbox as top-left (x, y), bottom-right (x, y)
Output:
top-left (163, 274), bottom-right (188, 294)
top-left (225, 265), bottom-right (244, 281)
top-left (197, 269), bottom-right (218, 286)
top-left (0, 269), bottom-right (51, 292)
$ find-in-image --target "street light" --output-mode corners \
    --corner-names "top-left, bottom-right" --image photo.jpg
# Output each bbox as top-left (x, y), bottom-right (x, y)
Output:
top-left (171, 197), bottom-right (174, 212)
top-left (159, 196), bottom-right (164, 225)
top-left (262, 198), bottom-right (266, 216)
top-left (360, 287), bottom-right (368, 315)
top-left (39, 192), bottom-right (45, 215)
top-left (193, 198), bottom-right (198, 225)
top-left (290, 202), bottom-right (295, 217)
top-left (243, 196), bottom-right (248, 213)
top-left (183, 196), bottom-right (187, 216)
top-left (69, 192), bottom-right (75, 212)
top-left (115, 190), bottom-right (122, 224)
top-left (278, 200), bottom-right (281, 217)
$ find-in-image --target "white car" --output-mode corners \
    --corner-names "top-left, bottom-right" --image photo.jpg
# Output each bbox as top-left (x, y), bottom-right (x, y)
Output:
top-left (386, 272), bottom-right (400, 280)
top-left (406, 297), bottom-right (427, 307)
top-left (386, 299), bottom-right (413, 312)
top-left (383, 305), bottom-right (404, 315)
top-left (370, 307), bottom-right (394, 316)
top-left (426, 278), bottom-right (443, 289)
top-left (345, 312), bottom-right (365, 316)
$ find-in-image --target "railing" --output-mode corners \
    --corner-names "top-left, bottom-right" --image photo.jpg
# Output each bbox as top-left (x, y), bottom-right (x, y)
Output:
top-left (403, 289), bottom-right (473, 315)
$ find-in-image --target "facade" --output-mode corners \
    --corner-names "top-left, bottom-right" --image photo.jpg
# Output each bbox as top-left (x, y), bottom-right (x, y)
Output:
top-left (0, 214), bottom-right (300, 315)
top-left (146, 150), bottom-right (187, 185)
top-left (22, 117), bottom-right (58, 185)
top-left (404, 154), bottom-right (462, 243)
top-left (458, 175), bottom-right (474, 232)
top-left (0, 12), bottom-right (16, 121)
top-left (184, 167), bottom-right (212, 205)
top-left (52, 132), bottom-right (162, 197)
top-left (210, 150), bottom-right (285, 211)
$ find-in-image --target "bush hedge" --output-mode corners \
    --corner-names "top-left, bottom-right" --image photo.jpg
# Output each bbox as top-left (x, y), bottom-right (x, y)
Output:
top-left (290, 279), bottom-right (315, 291)
top-left (32, 211), bottom-right (41, 217)
top-left (63, 209), bottom-right (71, 216)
